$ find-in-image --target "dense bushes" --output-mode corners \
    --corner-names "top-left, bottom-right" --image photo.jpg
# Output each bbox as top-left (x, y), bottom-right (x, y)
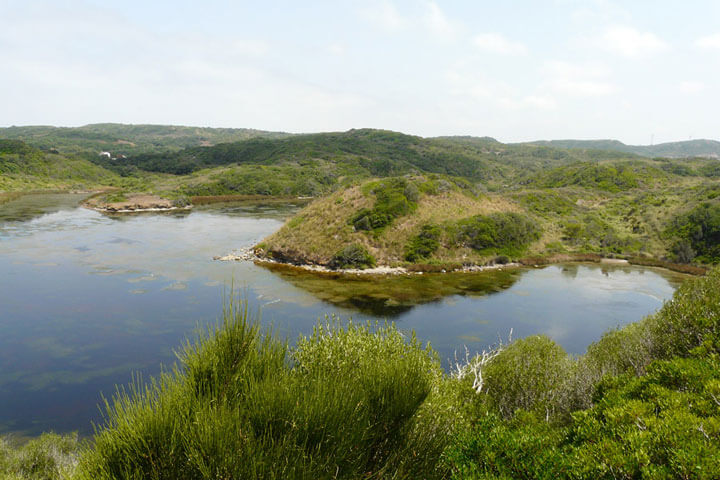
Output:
top-left (483, 336), bottom-right (573, 421)
top-left (180, 164), bottom-right (337, 197)
top-left (328, 244), bottom-right (376, 270)
top-left (350, 178), bottom-right (418, 232)
top-left (0, 433), bottom-right (79, 480)
top-left (457, 212), bottom-right (541, 252)
top-left (404, 224), bottom-right (441, 262)
top-left (533, 162), bottom-right (647, 192)
top-left (562, 214), bottom-right (641, 254)
top-left (446, 267), bottom-right (720, 479)
top-left (667, 202), bottom-right (720, 263)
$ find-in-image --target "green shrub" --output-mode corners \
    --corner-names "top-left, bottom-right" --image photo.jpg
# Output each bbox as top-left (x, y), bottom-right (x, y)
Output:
top-left (0, 433), bottom-right (79, 480)
top-left (533, 162), bottom-right (646, 192)
top-left (647, 267), bottom-right (720, 359)
top-left (404, 224), bottom-right (441, 262)
top-left (76, 307), bottom-right (449, 479)
top-left (457, 212), bottom-right (541, 253)
top-left (328, 244), bottom-right (376, 270)
top-left (482, 335), bottom-right (573, 421)
top-left (351, 178), bottom-right (418, 232)
top-left (102, 192), bottom-right (128, 203)
top-left (444, 411), bottom-right (569, 480)
top-left (666, 202), bottom-right (720, 263)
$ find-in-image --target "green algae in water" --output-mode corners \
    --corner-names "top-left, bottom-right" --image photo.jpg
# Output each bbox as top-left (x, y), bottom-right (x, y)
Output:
top-left (260, 263), bottom-right (522, 317)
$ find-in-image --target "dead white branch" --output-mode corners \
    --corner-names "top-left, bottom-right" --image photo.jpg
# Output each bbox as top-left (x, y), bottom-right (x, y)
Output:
top-left (453, 329), bottom-right (512, 394)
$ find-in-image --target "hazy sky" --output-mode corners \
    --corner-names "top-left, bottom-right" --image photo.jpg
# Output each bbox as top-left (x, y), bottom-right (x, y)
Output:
top-left (1, 0), bottom-right (718, 143)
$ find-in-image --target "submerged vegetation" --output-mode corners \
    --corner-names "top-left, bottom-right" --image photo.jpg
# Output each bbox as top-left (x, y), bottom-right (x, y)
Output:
top-left (3, 266), bottom-right (708, 479)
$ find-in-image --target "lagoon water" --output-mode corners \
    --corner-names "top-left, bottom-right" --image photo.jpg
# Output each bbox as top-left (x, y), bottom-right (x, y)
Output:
top-left (0, 194), bottom-right (686, 436)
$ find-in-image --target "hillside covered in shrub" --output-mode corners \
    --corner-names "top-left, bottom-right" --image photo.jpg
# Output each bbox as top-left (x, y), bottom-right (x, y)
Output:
top-left (0, 139), bottom-right (120, 192)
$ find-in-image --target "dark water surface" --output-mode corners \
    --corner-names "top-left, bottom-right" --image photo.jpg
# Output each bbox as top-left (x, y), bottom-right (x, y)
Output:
top-left (0, 194), bottom-right (687, 436)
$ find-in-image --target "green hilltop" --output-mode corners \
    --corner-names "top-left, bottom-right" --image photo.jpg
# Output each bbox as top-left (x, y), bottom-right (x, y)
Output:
top-left (526, 138), bottom-right (720, 158)
top-left (2, 124), bottom-right (720, 267)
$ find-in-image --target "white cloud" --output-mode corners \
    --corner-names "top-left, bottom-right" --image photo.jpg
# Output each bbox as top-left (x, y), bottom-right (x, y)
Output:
top-left (327, 43), bottom-right (345, 55)
top-left (362, 1), bottom-right (407, 31)
top-left (679, 81), bottom-right (704, 94)
top-left (598, 25), bottom-right (667, 57)
top-left (422, 1), bottom-right (456, 38)
top-left (696, 33), bottom-right (720, 49)
top-left (522, 95), bottom-right (557, 110)
top-left (445, 70), bottom-right (555, 111)
top-left (544, 60), bottom-right (616, 96)
top-left (473, 33), bottom-right (527, 55)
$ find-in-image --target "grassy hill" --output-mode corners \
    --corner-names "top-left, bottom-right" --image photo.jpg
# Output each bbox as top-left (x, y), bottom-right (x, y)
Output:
top-left (258, 169), bottom-right (720, 268)
top-left (527, 138), bottom-right (720, 158)
top-left (110, 129), bottom-right (659, 198)
top-left (0, 123), bottom-right (289, 157)
top-left (0, 139), bottom-right (121, 192)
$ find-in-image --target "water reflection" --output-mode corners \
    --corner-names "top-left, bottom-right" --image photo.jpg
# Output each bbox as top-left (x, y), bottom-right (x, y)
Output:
top-left (261, 263), bottom-right (521, 317)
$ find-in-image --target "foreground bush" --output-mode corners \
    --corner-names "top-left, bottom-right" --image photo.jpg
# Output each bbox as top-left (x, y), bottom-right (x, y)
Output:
top-left (482, 335), bottom-right (573, 421)
top-left (75, 307), bottom-right (449, 479)
top-left (0, 433), bottom-right (79, 480)
top-left (446, 267), bottom-right (720, 479)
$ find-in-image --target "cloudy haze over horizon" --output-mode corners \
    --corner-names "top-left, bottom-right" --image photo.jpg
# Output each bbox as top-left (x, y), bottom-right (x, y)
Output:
top-left (1, 0), bottom-right (718, 144)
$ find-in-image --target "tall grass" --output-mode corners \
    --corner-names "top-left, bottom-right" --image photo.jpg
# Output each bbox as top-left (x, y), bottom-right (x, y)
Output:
top-left (75, 304), bottom-right (451, 479)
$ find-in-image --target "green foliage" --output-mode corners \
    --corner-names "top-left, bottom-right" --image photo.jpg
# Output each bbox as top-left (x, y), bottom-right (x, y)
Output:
top-left (647, 267), bottom-right (720, 358)
top-left (457, 212), bottom-right (541, 253)
top-left (350, 177), bottom-right (418, 232)
top-left (0, 139), bottom-right (35, 155)
top-left (444, 411), bottom-right (569, 480)
top-left (446, 266), bottom-right (720, 479)
top-left (483, 335), bottom-right (573, 421)
top-left (101, 192), bottom-right (128, 203)
top-left (514, 190), bottom-right (576, 216)
top-left (532, 161), bottom-right (661, 192)
top-left (76, 306), bottom-right (447, 480)
top-left (0, 139), bottom-right (120, 192)
top-left (180, 163), bottom-right (338, 197)
top-left (0, 433), bottom-right (79, 480)
top-left (405, 224), bottom-right (441, 262)
top-left (562, 214), bottom-right (640, 254)
top-left (566, 356), bottom-right (720, 479)
top-left (667, 202), bottom-right (720, 263)
top-left (0, 124), bottom-right (287, 158)
top-left (328, 244), bottom-right (376, 270)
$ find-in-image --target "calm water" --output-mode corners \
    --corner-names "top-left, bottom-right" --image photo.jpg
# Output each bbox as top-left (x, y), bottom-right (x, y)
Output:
top-left (0, 194), bottom-right (687, 436)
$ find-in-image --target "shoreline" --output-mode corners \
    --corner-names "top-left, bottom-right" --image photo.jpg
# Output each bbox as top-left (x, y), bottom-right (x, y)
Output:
top-left (85, 205), bottom-right (193, 214)
top-left (214, 248), bottom-right (705, 277)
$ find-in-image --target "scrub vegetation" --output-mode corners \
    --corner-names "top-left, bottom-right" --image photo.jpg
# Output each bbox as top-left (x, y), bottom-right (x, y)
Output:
top-left (3, 124), bottom-right (720, 271)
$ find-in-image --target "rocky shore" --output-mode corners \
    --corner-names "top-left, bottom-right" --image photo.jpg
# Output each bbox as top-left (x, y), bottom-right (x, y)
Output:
top-left (213, 247), bottom-right (521, 276)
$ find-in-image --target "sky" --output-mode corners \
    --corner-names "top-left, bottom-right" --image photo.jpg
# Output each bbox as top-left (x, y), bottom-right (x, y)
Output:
top-left (1, 0), bottom-right (719, 144)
